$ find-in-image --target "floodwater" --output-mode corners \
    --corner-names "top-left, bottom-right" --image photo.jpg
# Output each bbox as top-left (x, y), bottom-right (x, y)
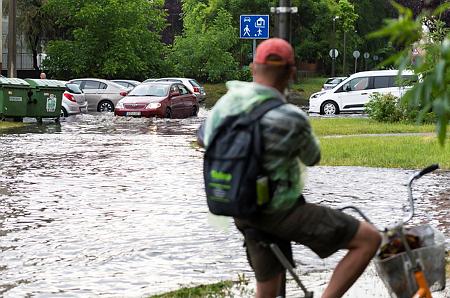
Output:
top-left (0, 110), bottom-right (448, 297)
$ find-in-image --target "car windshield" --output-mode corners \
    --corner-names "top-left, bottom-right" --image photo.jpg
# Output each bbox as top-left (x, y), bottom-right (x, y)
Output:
top-left (329, 78), bottom-right (343, 84)
top-left (65, 83), bottom-right (82, 94)
top-left (128, 84), bottom-right (168, 96)
top-left (189, 79), bottom-right (201, 87)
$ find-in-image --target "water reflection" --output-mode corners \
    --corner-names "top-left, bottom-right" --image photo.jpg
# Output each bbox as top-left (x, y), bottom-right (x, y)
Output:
top-left (0, 110), bottom-right (448, 297)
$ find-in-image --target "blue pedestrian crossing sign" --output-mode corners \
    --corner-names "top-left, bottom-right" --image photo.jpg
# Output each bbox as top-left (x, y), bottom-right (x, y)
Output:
top-left (240, 15), bottom-right (269, 39)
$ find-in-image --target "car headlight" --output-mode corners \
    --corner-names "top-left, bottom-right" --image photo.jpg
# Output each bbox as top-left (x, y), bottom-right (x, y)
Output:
top-left (146, 102), bottom-right (161, 109)
top-left (310, 91), bottom-right (326, 100)
top-left (116, 102), bottom-right (124, 109)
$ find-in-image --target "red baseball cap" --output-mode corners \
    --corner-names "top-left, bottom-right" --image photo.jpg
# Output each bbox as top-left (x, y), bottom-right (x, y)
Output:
top-left (254, 38), bottom-right (295, 66)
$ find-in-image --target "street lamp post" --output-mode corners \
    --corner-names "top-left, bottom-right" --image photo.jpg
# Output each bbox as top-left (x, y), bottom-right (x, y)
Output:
top-left (342, 31), bottom-right (347, 76)
top-left (271, 1), bottom-right (298, 42)
top-left (8, 0), bottom-right (17, 78)
top-left (332, 16), bottom-right (339, 77)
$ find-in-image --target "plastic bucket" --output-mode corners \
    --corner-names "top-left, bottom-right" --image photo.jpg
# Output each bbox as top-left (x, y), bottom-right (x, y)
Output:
top-left (374, 225), bottom-right (446, 298)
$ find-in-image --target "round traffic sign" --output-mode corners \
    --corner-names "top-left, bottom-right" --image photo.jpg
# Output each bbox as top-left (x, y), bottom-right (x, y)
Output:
top-left (363, 52), bottom-right (370, 59)
top-left (353, 50), bottom-right (360, 59)
top-left (329, 49), bottom-right (339, 59)
top-left (373, 55), bottom-right (379, 61)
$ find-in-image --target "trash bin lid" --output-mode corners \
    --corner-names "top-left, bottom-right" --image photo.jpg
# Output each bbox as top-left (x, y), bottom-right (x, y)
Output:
top-left (25, 79), bottom-right (66, 89)
top-left (0, 78), bottom-right (31, 88)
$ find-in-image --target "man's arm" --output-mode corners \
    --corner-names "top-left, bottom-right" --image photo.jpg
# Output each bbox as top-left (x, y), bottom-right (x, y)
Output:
top-left (297, 120), bottom-right (321, 166)
top-left (261, 105), bottom-right (320, 166)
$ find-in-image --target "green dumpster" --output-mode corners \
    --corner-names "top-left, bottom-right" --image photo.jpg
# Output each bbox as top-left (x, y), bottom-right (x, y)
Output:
top-left (0, 78), bottom-right (32, 121)
top-left (25, 79), bottom-right (65, 122)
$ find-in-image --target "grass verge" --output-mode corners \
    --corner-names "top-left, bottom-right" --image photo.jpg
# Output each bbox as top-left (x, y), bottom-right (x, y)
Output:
top-left (319, 135), bottom-right (450, 169)
top-left (0, 121), bottom-right (24, 131)
top-left (310, 118), bottom-right (438, 136)
top-left (149, 281), bottom-right (233, 298)
top-left (203, 77), bottom-right (325, 109)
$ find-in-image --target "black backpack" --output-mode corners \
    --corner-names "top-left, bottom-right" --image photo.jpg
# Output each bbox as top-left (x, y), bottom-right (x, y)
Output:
top-left (203, 98), bottom-right (284, 218)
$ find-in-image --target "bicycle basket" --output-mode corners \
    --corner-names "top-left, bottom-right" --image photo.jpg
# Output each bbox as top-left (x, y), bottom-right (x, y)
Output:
top-left (374, 224), bottom-right (446, 298)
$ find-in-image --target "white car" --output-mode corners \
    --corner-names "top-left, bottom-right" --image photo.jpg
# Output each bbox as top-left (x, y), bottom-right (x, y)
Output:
top-left (61, 83), bottom-right (88, 117)
top-left (309, 70), bottom-right (417, 115)
top-left (155, 78), bottom-right (206, 102)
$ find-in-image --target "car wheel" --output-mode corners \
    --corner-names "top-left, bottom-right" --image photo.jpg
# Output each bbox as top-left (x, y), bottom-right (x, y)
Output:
top-left (320, 101), bottom-right (339, 115)
top-left (191, 105), bottom-right (199, 117)
top-left (98, 100), bottom-right (114, 112)
top-left (165, 108), bottom-right (172, 119)
top-left (61, 107), bottom-right (68, 118)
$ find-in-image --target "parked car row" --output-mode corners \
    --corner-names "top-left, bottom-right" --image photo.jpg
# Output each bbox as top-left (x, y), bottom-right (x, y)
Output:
top-left (57, 76), bottom-right (205, 119)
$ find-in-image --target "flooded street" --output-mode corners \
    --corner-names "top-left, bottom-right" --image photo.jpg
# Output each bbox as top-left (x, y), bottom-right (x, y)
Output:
top-left (0, 111), bottom-right (449, 297)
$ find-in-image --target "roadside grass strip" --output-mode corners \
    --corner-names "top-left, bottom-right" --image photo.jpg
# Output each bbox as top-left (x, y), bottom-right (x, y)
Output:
top-left (203, 77), bottom-right (325, 109)
top-left (149, 280), bottom-right (234, 298)
top-left (319, 135), bottom-right (450, 169)
top-left (310, 118), bottom-right (438, 136)
top-left (0, 122), bottom-right (25, 130)
top-left (292, 77), bottom-right (327, 98)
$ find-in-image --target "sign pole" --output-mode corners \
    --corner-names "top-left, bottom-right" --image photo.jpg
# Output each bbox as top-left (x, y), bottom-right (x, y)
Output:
top-left (239, 15), bottom-right (270, 62)
top-left (8, 0), bottom-right (17, 78)
top-left (332, 51), bottom-right (336, 77)
top-left (352, 50), bottom-right (360, 74)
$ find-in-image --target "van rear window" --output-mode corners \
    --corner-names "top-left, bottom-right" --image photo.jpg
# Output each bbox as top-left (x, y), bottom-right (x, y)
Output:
top-left (373, 76), bottom-right (391, 89)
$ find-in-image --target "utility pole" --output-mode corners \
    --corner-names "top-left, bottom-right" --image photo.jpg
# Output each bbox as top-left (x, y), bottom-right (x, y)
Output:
top-left (8, 0), bottom-right (17, 78)
top-left (279, 0), bottom-right (289, 41)
top-left (271, 1), bottom-right (298, 42)
top-left (332, 16), bottom-right (339, 77)
top-left (342, 31), bottom-right (347, 76)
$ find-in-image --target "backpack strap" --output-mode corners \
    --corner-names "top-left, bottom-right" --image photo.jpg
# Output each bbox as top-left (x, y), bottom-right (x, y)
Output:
top-left (235, 98), bottom-right (285, 126)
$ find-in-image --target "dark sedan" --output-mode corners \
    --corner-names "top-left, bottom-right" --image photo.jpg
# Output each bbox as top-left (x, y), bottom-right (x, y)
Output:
top-left (114, 82), bottom-right (199, 118)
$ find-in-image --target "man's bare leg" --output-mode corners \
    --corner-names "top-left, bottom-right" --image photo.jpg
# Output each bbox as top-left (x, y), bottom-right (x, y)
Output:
top-left (322, 221), bottom-right (381, 298)
top-left (255, 272), bottom-right (283, 298)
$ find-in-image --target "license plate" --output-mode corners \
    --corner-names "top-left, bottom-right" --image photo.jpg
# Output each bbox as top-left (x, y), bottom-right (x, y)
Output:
top-left (127, 111), bottom-right (141, 116)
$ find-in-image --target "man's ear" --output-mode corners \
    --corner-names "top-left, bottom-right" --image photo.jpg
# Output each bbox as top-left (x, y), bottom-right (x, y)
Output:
top-left (289, 66), bottom-right (297, 81)
top-left (250, 63), bottom-right (255, 76)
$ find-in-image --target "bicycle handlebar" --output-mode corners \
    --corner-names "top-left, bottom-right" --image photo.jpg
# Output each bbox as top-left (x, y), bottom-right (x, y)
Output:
top-left (417, 164), bottom-right (439, 179)
top-left (404, 164), bottom-right (439, 224)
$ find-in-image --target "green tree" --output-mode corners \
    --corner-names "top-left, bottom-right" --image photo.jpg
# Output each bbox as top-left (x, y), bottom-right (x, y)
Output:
top-left (42, 0), bottom-right (168, 80)
top-left (16, 0), bottom-right (47, 70)
top-left (371, 2), bottom-right (450, 144)
top-left (170, 2), bottom-right (238, 82)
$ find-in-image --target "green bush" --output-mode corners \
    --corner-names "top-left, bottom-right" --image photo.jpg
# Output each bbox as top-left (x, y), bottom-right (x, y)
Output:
top-left (365, 93), bottom-right (403, 122)
top-left (365, 93), bottom-right (437, 124)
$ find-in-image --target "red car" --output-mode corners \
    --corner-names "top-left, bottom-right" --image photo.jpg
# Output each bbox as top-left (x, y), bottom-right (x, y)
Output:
top-left (114, 82), bottom-right (199, 118)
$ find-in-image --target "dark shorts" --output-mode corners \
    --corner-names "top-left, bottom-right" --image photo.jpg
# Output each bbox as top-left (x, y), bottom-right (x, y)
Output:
top-left (234, 198), bottom-right (360, 282)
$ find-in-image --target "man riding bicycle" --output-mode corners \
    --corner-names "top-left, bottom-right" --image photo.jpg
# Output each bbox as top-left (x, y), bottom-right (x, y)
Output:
top-left (199, 38), bottom-right (381, 298)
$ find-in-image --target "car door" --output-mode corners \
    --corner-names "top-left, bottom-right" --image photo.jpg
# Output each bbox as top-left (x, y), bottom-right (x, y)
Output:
top-left (177, 84), bottom-right (194, 117)
top-left (168, 84), bottom-right (184, 118)
top-left (338, 77), bottom-right (371, 111)
top-left (79, 80), bottom-right (102, 111)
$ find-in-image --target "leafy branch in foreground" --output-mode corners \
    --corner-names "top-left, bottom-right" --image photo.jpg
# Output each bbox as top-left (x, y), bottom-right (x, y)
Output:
top-left (370, 1), bottom-right (450, 145)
